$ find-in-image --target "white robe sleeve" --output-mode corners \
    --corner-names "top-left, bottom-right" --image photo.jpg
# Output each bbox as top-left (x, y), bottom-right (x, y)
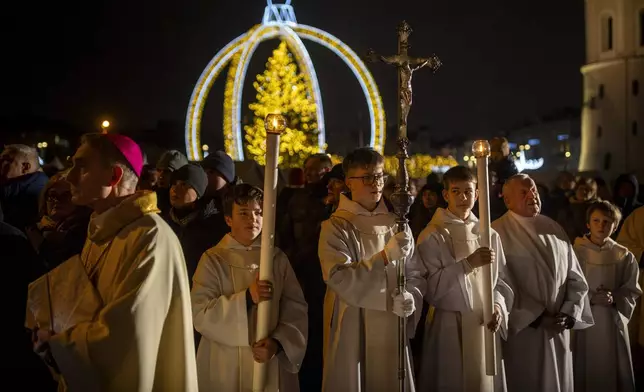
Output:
top-left (271, 252), bottom-right (308, 374)
top-left (491, 232), bottom-right (514, 340)
top-left (415, 230), bottom-right (469, 312)
top-left (405, 247), bottom-right (429, 337)
top-left (318, 219), bottom-right (389, 311)
top-left (614, 252), bottom-right (643, 321)
top-left (191, 252), bottom-right (249, 347)
top-left (560, 243), bottom-right (594, 329)
top-left (48, 228), bottom-right (189, 391)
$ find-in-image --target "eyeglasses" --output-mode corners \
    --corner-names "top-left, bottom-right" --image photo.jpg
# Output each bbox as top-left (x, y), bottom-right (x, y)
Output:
top-left (348, 173), bottom-right (388, 186)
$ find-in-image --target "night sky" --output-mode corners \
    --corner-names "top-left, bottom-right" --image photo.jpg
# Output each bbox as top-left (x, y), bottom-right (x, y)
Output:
top-left (3, 0), bottom-right (585, 153)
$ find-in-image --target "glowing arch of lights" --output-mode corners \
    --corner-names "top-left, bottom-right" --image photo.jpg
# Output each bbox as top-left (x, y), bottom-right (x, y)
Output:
top-left (185, 1), bottom-right (385, 161)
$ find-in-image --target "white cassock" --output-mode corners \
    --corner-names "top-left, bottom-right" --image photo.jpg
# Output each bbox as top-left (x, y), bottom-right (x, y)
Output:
top-left (491, 211), bottom-right (594, 392)
top-left (191, 234), bottom-right (308, 392)
top-left (318, 194), bottom-right (424, 392)
top-left (25, 191), bottom-right (198, 392)
top-left (412, 208), bottom-right (514, 392)
top-left (572, 236), bottom-right (642, 392)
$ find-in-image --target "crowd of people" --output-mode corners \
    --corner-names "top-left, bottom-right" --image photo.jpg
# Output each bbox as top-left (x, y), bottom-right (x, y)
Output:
top-left (1, 133), bottom-right (643, 392)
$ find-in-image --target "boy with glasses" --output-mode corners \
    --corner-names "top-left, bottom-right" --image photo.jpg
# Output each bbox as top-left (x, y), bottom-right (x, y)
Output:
top-left (318, 147), bottom-right (423, 391)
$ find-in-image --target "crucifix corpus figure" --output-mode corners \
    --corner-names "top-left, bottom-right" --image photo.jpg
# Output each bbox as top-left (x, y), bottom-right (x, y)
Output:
top-left (367, 20), bottom-right (441, 392)
top-left (367, 20), bottom-right (441, 137)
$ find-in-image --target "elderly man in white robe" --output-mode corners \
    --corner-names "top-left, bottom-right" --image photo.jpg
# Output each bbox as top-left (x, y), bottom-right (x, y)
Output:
top-left (27, 133), bottom-right (198, 392)
top-left (318, 147), bottom-right (424, 392)
top-left (491, 173), bottom-right (594, 392)
top-left (191, 184), bottom-right (308, 391)
top-left (413, 166), bottom-right (514, 392)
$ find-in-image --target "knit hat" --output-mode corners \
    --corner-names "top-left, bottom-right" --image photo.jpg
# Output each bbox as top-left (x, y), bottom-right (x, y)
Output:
top-left (105, 134), bottom-right (144, 177)
top-left (156, 150), bottom-right (189, 172)
top-left (201, 151), bottom-right (235, 183)
top-left (326, 163), bottom-right (345, 182)
top-left (171, 164), bottom-right (208, 198)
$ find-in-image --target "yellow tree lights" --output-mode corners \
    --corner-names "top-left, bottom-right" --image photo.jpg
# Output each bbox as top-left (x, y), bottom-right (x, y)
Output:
top-left (185, 0), bottom-right (385, 162)
top-left (244, 41), bottom-right (322, 167)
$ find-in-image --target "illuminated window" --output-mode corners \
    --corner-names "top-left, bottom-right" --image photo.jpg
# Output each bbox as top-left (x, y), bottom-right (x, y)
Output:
top-left (601, 15), bottom-right (613, 52)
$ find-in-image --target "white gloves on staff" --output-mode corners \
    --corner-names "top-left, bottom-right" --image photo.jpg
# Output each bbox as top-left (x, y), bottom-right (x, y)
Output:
top-left (383, 230), bottom-right (413, 264)
top-left (392, 290), bottom-right (415, 318)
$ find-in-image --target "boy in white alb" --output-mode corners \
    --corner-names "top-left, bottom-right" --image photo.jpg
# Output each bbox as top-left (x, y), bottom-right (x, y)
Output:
top-left (318, 148), bottom-right (424, 392)
top-left (573, 201), bottom-right (642, 392)
top-left (412, 166), bottom-right (514, 391)
top-left (191, 184), bottom-right (308, 392)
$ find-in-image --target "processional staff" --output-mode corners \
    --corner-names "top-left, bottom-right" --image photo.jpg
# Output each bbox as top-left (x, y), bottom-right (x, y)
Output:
top-left (253, 113), bottom-right (287, 392)
top-left (366, 21), bottom-right (441, 392)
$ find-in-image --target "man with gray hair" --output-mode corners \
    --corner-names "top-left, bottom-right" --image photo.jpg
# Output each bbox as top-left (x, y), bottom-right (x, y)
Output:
top-left (0, 144), bottom-right (48, 231)
top-left (491, 173), bottom-right (594, 392)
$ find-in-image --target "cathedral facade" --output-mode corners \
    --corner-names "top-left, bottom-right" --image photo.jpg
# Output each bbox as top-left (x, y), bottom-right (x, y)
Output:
top-left (579, 0), bottom-right (644, 179)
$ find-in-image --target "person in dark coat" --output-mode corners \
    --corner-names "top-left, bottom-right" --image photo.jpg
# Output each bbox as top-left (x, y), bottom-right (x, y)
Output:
top-left (0, 204), bottom-right (56, 389)
top-left (0, 144), bottom-right (49, 231)
top-left (613, 173), bottom-right (642, 235)
top-left (164, 164), bottom-right (226, 282)
top-left (24, 170), bottom-right (91, 271)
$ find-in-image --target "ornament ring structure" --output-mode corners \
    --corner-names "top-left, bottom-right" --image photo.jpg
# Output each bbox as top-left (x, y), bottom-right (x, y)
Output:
top-left (185, 22), bottom-right (385, 161)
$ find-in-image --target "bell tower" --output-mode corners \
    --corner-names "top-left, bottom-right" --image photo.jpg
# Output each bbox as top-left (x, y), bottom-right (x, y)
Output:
top-left (579, 0), bottom-right (644, 179)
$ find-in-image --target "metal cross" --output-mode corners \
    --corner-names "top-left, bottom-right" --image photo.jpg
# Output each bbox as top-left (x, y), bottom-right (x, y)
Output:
top-left (367, 20), bottom-right (441, 139)
top-left (366, 20), bottom-right (441, 392)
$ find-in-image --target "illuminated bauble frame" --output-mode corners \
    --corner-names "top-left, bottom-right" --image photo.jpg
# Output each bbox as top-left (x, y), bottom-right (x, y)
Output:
top-left (185, 0), bottom-right (386, 161)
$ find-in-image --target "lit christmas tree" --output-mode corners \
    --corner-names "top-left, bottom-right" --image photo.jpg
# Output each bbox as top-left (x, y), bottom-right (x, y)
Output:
top-left (244, 41), bottom-right (322, 167)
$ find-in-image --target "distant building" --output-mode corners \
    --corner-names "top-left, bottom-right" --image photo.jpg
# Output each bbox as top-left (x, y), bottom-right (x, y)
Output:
top-left (457, 111), bottom-right (581, 183)
top-left (579, 0), bottom-right (644, 179)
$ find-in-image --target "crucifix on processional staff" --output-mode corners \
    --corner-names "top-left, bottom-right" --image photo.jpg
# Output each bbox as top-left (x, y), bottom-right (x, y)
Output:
top-left (366, 20), bottom-right (441, 392)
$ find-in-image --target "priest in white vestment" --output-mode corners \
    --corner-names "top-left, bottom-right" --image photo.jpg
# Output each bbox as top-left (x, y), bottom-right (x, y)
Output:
top-left (318, 148), bottom-right (424, 392)
top-left (573, 201), bottom-right (642, 392)
top-left (413, 166), bottom-right (514, 392)
top-left (27, 134), bottom-right (198, 392)
top-left (191, 184), bottom-right (308, 392)
top-left (491, 173), bottom-right (594, 392)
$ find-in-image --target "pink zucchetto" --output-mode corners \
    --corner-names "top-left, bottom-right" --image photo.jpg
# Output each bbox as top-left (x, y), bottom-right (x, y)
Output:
top-left (104, 134), bottom-right (144, 177)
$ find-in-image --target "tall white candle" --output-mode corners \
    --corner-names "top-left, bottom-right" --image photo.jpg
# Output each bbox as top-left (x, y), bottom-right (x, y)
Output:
top-left (472, 140), bottom-right (497, 376)
top-left (253, 113), bottom-right (286, 391)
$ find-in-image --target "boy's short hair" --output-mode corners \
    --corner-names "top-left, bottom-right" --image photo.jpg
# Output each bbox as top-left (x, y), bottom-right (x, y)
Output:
top-left (342, 148), bottom-right (384, 174)
top-left (586, 200), bottom-right (622, 225)
top-left (223, 183), bottom-right (264, 217)
top-left (442, 166), bottom-right (477, 190)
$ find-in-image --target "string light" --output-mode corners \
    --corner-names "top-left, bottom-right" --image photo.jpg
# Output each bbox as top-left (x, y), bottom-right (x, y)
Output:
top-left (185, 2), bottom-right (385, 161)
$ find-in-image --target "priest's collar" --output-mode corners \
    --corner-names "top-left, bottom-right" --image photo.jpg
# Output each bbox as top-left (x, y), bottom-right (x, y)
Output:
top-left (509, 210), bottom-right (539, 223)
top-left (219, 233), bottom-right (262, 250)
top-left (88, 191), bottom-right (160, 242)
top-left (336, 194), bottom-right (389, 216)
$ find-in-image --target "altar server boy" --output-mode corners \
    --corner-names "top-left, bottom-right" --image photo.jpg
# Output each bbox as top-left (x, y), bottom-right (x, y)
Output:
top-left (191, 184), bottom-right (308, 392)
top-left (413, 166), bottom-right (514, 391)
